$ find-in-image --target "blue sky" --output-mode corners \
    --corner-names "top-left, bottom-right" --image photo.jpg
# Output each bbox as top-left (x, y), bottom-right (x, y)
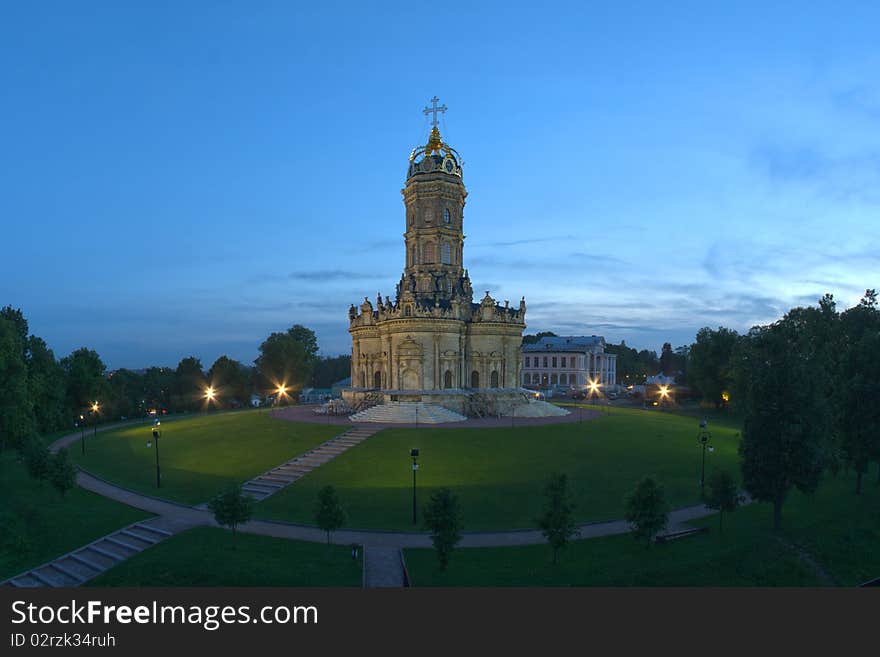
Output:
top-left (2, 1), bottom-right (878, 369)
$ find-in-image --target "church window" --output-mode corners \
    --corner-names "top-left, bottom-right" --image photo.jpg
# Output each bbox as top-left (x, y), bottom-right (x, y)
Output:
top-left (423, 242), bottom-right (436, 263)
top-left (405, 305), bottom-right (412, 317)
top-left (471, 370), bottom-right (480, 389)
top-left (373, 371), bottom-right (382, 389)
top-left (490, 370), bottom-right (499, 388)
top-left (441, 242), bottom-right (451, 264)
top-left (443, 208), bottom-right (451, 223)
top-left (444, 370), bottom-right (453, 389)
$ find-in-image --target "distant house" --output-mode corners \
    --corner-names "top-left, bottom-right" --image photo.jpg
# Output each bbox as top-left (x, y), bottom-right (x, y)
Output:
top-left (299, 388), bottom-right (332, 404)
top-left (522, 335), bottom-right (617, 389)
top-left (331, 377), bottom-right (351, 398)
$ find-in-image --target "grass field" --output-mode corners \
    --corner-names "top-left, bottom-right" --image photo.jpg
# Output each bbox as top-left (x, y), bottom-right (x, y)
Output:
top-left (70, 409), bottom-right (341, 505)
top-left (255, 407), bottom-right (742, 531)
top-left (0, 449), bottom-right (150, 581)
top-left (404, 469), bottom-right (880, 586)
top-left (88, 527), bottom-right (362, 586)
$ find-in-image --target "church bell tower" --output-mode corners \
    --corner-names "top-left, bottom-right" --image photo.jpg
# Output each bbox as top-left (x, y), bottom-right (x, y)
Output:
top-left (398, 97), bottom-right (472, 307)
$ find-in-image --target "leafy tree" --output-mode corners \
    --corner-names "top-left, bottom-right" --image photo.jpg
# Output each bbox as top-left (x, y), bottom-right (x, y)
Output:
top-left (208, 356), bottom-right (251, 408)
top-left (0, 306), bottom-right (29, 351)
top-left (659, 342), bottom-right (675, 376)
top-left (624, 476), bottom-right (668, 545)
top-left (106, 368), bottom-right (146, 420)
top-left (208, 484), bottom-right (254, 546)
top-left (705, 469), bottom-right (743, 534)
top-left (49, 448), bottom-right (77, 497)
top-left (172, 356), bottom-right (206, 412)
top-left (311, 355), bottom-right (353, 388)
top-left (521, 331), bottom-right (558, 345)
top-left (834, 290), bottom-right (880, 494)
top-left (22, 435), bottom-right (50, 482)
top-left (688, 327), bottom-right (740, 408)
top-left (142, 366), bottom-right (174, 413)
top-left (536, 473), bottom-right (579, 564)
top-left (314, 485), bottom-right (346, 545)
top-left (26, 336), bottom-right (66, 434)
top-left (422, 487), bottom-right (463, 571)
top-left (255, 325), bottom-right (319, 393)
top-left (60, 347), bottom-right (108, 419)
top-left (0, 318), bottom-right (35, 450)
top-left (735, 307), bottom-right (831, 530)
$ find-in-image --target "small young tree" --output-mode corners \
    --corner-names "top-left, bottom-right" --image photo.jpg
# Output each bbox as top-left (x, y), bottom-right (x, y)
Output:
top-left (49, 448), bottom-right (77, 497)
top-left (536, 473), bottom-right (580, 564)
top-left (208, 484), bottom-right (254, 546)
top-left (422, 487), bottom-right (463, 571)
top-left (624, 476), bottom-right (668, 546)
top-left (705, 469), bottom-right (742, 534)
top-left (314, 485), bottom-right (346, 545)
top-left (22, 436), bottom-right (50, 482)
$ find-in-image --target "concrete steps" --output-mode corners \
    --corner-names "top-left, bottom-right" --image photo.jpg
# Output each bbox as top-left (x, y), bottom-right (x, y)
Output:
top-left (349, 402), bottom-right (467, 424)
top-left (241, 427), bottom-right (381, 502)
top-left (2, 521), bottom-right (174, 588)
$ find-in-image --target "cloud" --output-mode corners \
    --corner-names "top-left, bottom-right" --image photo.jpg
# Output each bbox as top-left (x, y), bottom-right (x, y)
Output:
top-left (832, 86), bottom-right (880, 121)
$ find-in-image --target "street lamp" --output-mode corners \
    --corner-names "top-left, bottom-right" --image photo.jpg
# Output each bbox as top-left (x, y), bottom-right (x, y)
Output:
top-left (276, 384), bottom-right (288, 407)
top-left (410, 448), bottom-right (420, 525)
top-left (204, 386), bottom-right (216, 412)
top-left (79, 414), bottom-right (85, 455)
top-left (698, 419), bottom-right (712, 497)
top-left (151, 419), bottom-right (162, 488)
top-left (91, 402), bottom-right (100, 438)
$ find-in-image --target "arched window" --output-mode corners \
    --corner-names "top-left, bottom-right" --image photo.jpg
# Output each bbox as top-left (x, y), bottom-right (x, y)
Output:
top-left (441, 242), bottom-right (452, 264)
top-left (471, 371), bottom-right (480, 389)
top-left (444, 370), bottom-right (453, 389)
top-left (490, 371), bottom-right (499, 388)
top-left (373, 371), bottom-right (382, 390)
top-left (443, 208), bottom-right (451, 223)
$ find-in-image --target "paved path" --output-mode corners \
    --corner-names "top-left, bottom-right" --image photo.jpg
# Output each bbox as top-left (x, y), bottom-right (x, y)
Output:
top-left (363, 548), bottom-right (406, 587)
top-left (4, 420), bottom-right (729, 587)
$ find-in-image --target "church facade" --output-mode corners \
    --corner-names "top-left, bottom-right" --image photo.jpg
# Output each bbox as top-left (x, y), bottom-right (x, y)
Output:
top-left (344, 102), bottom-right (526, 412)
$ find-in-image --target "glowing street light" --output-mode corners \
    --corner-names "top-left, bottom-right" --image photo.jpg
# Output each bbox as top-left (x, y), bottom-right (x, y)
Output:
top-left (205, 386), bottom-right (215, 401)
top-left (91, 401), bottom-right (100, 438)
top-left (79, 414), bottom-right (85, 455)
top-left (276, 384), bottom-right (288, 407)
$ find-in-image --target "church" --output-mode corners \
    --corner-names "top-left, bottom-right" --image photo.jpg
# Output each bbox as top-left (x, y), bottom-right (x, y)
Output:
top-left (343, 99), bottom-right (551, 419)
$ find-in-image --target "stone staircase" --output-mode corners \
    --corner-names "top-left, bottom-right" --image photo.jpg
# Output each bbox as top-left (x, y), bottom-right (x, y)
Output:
top-left (241, 426), bottom-right (380, 502)
top-left (3, 521), bottom-right (173, 588)
top-left (349, 402), bottom-right (467, 424)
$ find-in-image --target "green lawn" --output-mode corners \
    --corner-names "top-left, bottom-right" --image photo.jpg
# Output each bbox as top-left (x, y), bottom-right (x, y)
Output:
top-left (0, 450), bottom-right (150, 581)
top-left (255, 407), bottom-right (742, 531)
top-left (404, 470), bottom-right (880, 586)
top-left (70, 409), bottom-right (341, 505)
top-left (88, 527), bottom-right (362, 586)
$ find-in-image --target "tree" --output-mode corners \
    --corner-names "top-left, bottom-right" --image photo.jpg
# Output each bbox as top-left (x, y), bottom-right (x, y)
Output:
top-left (311, 355), bottom-right (353, 388)
top-left (0, 318), bottom-right (35, 450)
top-left (422, 487), bottom-right (463, 571)
top-left (314, 485), bottom-right (346, 545)
top-left (705, 469), bottom-right (742, 534)
top-left (624, 477), bottom-right (668, 545)
top-left (60, 348), bottom-right (108, 419)
top-left (521, 331), bottom-right (558, 345)
top-left (207, 484), bottom-right (254, 546)
top-left (22, 435), bottom-right (50, 482)
top-left (834, 290), bottom-right (880, 495)
top-left (172, 356), bottom-right (206, 412)
top-left (26, 336), bottom-right (66, 434)
top-left (688, 327), bottom-right (740, 408)
top-left (142, 366), bottom-right (174, 413)
top-left (207, 356), bottom-right (251, 408)
top-left (659, 342), bottom-right (675, 376)
top-left (254, 325), bottom-right (319, 393)
top-left (536, 473), bottom-right (580, 564)
top-left (735, 307), bottom-right (831, 530)
top-left (49, 448), bottom-right (77, 497)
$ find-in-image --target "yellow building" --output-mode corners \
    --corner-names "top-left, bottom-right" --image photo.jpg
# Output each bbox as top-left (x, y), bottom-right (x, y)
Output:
top-left (344, 99), bottom-right (528, 417)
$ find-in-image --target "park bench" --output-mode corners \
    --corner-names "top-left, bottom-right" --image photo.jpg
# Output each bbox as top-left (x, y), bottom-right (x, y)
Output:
top-left (654, 527), bottom-right (709, 544)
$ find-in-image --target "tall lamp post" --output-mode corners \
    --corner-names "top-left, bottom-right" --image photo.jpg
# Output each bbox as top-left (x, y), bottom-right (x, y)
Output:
top-left (91, 401), bottom-right (100, 439)
top-left (699, 419), bottom-right (712, 497)
top-left (205, 386), bottom-right (216, 414)
top-left (79, 414), bottom-right (85, 455)
top-left (152, 419), bottom-right (161, 488)
top-left (410, 448), bottom-right (420, 525)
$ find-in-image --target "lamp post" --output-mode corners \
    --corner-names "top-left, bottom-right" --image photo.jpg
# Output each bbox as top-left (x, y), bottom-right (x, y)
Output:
top-left (699, 419), bottom-right (711, 497)
top-left (152, 419), bottom-right (161, 488)
top-left (91, 402), bottom-right (99, 439)
top-left (204, 386), bottom-right (216, 414)
top-left (410, 448), bottom-right (420, 525)
top-left (79, 414), bottom-right (85, 455)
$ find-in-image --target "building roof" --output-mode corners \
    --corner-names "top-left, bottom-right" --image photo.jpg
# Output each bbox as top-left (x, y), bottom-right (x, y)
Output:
top-left (522, 336), bottom-right (608, 354)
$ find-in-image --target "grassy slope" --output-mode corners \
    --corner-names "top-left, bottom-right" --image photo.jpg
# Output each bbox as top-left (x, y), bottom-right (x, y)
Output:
top-left (404, 470), bottom-right (880, 586)
top-left (0, 450), bottom-right (150, 581)
top-left (89, 527), bottom-right (362, 586)
top-left (256, 407), bottom-right (742, 531)
top-left (70, 409), bottom-right (341, 505)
